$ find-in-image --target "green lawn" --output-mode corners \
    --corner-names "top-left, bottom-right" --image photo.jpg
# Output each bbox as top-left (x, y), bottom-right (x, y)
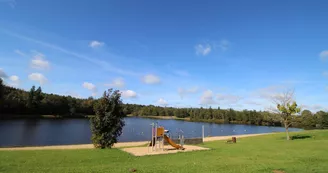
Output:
top-left (1, 130), bottom-right (328, 173)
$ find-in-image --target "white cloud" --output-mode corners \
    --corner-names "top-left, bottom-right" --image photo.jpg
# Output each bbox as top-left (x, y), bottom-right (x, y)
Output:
top-left (178, 86), bottom-right (199, 98)
top-left (121, 90), bottom-right (137, 98)
top-left (89, 41), bottom-right (104, 48)
top-left (0, 68), bottom-right (8, 79)
top-left (142, 74), bottom-right (161, 84)
top-left (320, 50), bottom-right (328, 61)
top-left (28, 73), bottom-right (47, 85)
top-left (104, 78), bottom-right (125, 88)
top-left (217, 94), bottom-right (242, 104)
top-left (8, 75), bottom-right (20, 87)
top-left (82, 82), bottom-right (97, 96)
top-left (200, 89), bottom-right (216, 105)
top-left (4, 31), bottom-right (138, 76)
top-left (14, 49), bottom-right (27, 57)
top-left (157, 98), bottom-right (168, 106)
top-left (30, 52), bottom-right (50, 70)
top-left (195, 44), bottom-right (211, 56)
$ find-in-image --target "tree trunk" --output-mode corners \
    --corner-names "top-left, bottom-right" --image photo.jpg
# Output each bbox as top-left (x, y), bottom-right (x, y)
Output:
top-left (284, 120), bottom-right (290, 140)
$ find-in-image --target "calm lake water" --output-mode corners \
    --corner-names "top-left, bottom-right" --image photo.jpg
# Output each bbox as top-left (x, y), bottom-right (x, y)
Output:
top-left (0, 117), bottom-right (302, 147)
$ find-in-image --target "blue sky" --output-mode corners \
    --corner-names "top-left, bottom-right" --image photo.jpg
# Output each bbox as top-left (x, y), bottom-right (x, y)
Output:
top-left (0, 0), bottom-right (328, 112)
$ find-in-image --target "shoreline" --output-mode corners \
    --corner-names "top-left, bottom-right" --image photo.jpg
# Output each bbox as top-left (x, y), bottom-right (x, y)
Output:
top-left (0, 133), bottom-right (276, 151)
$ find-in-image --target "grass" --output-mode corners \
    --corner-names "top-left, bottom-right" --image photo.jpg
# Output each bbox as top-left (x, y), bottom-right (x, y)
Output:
top-left (1, 130), bottom-right (328, 173)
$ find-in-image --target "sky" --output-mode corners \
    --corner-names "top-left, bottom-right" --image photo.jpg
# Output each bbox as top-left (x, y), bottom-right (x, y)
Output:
top-left (0, 0), bottom-right (328, 112)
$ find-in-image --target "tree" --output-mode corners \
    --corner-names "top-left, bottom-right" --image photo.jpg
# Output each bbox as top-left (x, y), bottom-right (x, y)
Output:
top-left (90, 89), bottom-right (125, 148)
top-left (27, 86), bottom-right (36, 110)
top-left (271, 89), bottom-right (301, 140)
top-left (0, 78), bottom-right (4, 113)
top-left (301, 110), bottom-right (316, 129)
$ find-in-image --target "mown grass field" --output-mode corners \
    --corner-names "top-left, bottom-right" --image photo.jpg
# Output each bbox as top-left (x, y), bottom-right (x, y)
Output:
top-left (1, 130), bottom-right (328, 173)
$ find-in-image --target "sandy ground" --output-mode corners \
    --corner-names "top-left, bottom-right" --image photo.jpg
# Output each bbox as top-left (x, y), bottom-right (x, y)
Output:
top-left (0, 133), bottom-right (274, 151)
top-left (121, 145), bottom-right (209, 156)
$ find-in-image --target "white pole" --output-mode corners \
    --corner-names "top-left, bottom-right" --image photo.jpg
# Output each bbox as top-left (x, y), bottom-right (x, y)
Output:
top-left (151, 123), bottom-right (154, 152)
top-left (202, 125), bottom-right (204, 142)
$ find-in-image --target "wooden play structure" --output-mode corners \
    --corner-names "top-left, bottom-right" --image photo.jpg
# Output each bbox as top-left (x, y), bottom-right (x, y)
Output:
top-left (148, 122), bottom-right (185, 152)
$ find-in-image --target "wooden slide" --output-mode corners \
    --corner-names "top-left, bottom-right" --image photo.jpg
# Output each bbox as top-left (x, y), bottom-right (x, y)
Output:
top-left (164, 135), bottom-right (185, 150)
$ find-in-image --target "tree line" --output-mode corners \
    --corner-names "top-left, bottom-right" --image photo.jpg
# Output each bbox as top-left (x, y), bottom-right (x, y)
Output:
top-left (0, 79), bottom-right (327, 129)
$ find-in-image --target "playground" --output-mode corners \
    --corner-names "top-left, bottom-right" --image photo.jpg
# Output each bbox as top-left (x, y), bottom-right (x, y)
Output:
top-left (121, 122), bottom-right (210, 156)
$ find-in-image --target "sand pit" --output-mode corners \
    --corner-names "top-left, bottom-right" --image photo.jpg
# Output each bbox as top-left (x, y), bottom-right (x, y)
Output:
top-left (121, 145), bottom-right (210, 156)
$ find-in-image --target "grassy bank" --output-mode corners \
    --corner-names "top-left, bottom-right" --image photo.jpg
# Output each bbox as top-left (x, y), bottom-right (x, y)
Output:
top-left (1, 130), bottom-right (328, 173)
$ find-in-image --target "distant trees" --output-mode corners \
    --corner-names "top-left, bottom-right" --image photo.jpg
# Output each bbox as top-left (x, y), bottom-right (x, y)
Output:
top-left (0, 78), bottom-right (3, 112)
top-left (90, 89), bottom-right (125, 149)
top-left (272, 89), bottom-right (301, 140)
top-left (1, 83), bottom-right (328, 130)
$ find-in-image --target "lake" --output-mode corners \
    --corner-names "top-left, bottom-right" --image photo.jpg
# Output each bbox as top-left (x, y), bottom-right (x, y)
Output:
top-left (0, 117), bottom-right (302, 147)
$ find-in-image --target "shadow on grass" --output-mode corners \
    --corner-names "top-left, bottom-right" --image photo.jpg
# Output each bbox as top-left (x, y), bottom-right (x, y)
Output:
top-left (291, 135), bottom-right (312, 140)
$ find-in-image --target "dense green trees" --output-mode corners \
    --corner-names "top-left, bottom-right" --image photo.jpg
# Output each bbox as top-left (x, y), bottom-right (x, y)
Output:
top-left (0, 84), bottom-right (328, 130)
top-left (90, 89), bottom-right (125, 148)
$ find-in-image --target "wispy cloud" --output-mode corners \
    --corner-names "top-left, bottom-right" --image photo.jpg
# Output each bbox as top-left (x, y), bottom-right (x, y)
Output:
top-left (216, 39), bottom-right (230, 51)
top-left (178, 86), bottom-right (198, 98)
top-left (323, 71), bottom-right (328, 79)
top-left (104, 78), bottom-right (125, 88)
top-left (320, 50), bottom-right (328, 61)
top-left (2, 30), bottom-right (138, 76)
top-left (142, 74), bottom-right (161, 84)
top-left (195, 44), bottom-right (211, 56)
top-left (89, 40), bottom-right (104, 48)
top-left (14, 49), bottom-right (27, 57)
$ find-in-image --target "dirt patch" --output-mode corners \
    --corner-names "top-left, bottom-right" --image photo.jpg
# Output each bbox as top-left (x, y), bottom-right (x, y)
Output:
top-left (121, 145), bottom-right (209, 156)
top-left (272, 170), bottom-right (285, 173)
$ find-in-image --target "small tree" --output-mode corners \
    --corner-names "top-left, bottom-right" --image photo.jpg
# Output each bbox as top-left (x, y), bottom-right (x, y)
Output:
top-left (90, 89), bottom-right (125, 148)
top-left (271, 89), bottom-right (301, 140)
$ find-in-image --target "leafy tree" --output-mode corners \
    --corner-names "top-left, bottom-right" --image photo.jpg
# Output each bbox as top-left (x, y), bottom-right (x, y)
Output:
top-left (90, 89), bottom-right (125, 148)
top-left (301, 110), bottom-right (316, 129)
top-left (0, 78), bottom-right (3, 111)
top-left (26, 86), bottom-right (36, 111)
top-left (315, 111), bottom-right (328, 129)
top-left (273, 89), bottom-right (301, 140)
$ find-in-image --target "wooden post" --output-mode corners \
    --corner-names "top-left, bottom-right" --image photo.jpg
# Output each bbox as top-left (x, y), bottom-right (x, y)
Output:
top-left (232, 137), bottom-right (236, 143)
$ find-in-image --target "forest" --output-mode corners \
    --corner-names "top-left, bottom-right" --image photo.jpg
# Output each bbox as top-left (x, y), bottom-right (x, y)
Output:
top-left (1, 78), bottom-right (327, 129)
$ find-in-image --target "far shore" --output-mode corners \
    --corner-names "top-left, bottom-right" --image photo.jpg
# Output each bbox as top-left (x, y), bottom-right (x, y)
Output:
top-left (127, 115), bottom-right (190, 121)
top-left (0, 133), bottom-right (277, 151)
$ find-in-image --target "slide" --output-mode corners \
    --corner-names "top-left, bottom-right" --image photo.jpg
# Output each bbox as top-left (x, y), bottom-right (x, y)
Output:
top-left (164, 135), bottom-right (185, 150)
